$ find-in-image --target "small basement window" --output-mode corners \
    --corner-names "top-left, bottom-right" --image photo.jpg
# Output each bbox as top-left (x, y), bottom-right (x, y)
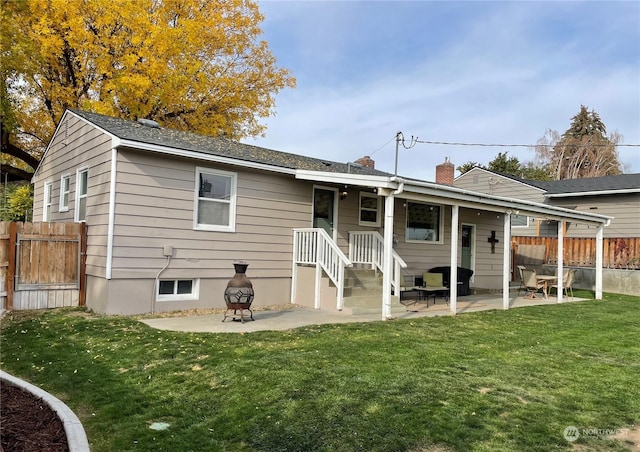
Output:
top-left (157, 279), bottom-right (199, 301)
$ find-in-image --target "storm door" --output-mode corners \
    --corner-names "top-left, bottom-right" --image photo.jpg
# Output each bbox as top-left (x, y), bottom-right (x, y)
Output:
top-left (461, 224), bottom-right (475, 277)
top-left (313, 187), bottom-right (338, 241)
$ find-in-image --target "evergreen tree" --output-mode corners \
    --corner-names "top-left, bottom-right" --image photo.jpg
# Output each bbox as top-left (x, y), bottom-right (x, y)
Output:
top-left (536, 105), bottom-right (623, 179)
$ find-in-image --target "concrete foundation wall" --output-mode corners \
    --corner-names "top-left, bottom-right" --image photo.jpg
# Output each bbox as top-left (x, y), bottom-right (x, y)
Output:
top-left (580, 268), bottom-right (640, 297)
top-left (293, 265), bottom-right (337, 309)
top-left (86, 276), bottom-right (293, 314)
top-left (533, 265), bottom-right (640, 297)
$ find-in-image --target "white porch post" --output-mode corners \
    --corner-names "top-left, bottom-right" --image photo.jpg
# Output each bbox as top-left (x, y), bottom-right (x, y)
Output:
top-left (503, 212), bottom-right (511, 310)
top-left (557, 221), bottom-right (564, 303)
top-left (381, 191), bottom-right (395, 319)
top-left (291, 231), bottom-right (298, 304)
top-left (449, 205), bottom-right (459, 315)
top-left (314, 232), bottom-right (323, 309)
top-left (595, 224), bottom-right (604, 300)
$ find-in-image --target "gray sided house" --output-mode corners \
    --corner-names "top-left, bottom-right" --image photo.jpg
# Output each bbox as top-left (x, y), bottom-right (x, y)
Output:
top-left (454, 167), bottom-right (640, 238)
top-left (32, 110), bottom-right (612, 316)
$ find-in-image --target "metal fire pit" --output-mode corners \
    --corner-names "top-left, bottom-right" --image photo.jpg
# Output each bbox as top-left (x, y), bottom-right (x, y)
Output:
top-left (222, 262), bottom-right (255, 323)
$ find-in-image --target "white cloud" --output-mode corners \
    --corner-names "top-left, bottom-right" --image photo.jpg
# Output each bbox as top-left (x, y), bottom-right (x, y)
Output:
top-left (251, 1), bottom-right (640, 180)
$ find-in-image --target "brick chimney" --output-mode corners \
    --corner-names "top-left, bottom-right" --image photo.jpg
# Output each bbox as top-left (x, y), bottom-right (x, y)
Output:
top-left (354, 155), bottom-right (375, 169)
top-left (436, 157), bottom-right (455, 185)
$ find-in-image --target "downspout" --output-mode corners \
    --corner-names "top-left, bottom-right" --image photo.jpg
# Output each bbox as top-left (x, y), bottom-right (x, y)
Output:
top-left (106, 147), bottom-right (118, 280)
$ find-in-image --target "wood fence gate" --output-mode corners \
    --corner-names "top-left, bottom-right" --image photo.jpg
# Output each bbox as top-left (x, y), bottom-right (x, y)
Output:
top-left (0, 222), bottom-right (87, 310)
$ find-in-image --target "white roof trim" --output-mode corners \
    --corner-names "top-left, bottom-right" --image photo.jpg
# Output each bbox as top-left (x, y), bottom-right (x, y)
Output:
top-left (295, 170), bottom-right (397, 188)
top-left (546, 188), bottom-right (640, 198)
top-left (33, 110), bottom-right (120, 180)
top-left (117, 139), bottom-right (297, 175)
top-left (296, 171), bottom-right (611, 224)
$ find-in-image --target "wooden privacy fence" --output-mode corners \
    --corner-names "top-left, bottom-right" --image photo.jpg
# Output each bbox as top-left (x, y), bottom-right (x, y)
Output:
top-left (513, 236), bottom-right (640, 270)
top-left (0, 222), bottom-right (87, 310)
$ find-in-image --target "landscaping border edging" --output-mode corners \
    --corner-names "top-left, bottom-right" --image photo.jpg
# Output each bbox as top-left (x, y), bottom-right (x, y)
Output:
top-left (0, 370), bottom-right (90, 452)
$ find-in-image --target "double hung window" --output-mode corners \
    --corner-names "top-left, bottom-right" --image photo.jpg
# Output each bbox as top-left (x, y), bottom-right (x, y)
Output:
top-left (75, 168), bottom-right (88, 222)
top-left (194, 168), bottom-right (237, 231)
top-left (59, 175), bottom-right (70, 211)
top-left (358, 192), bottom-right (381, 227)
top-left (43, 182), bottom-right (53, 222)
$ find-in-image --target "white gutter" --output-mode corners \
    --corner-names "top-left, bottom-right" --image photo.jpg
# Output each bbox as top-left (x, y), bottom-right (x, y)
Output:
top-left (296, 170), bottom-right (397, 188)
top-left (118, 139), bottom-right (297, 175)
top-left (545, 188), bottom-right (640, 198)
top-left (296, 170), bottom-right (612, 226)
top-left (297, 171), bottom-right (612, 225)
top-left (392, 176), bottom-right (613, 225)
top-left (105, 146), bottom-right (118, 280)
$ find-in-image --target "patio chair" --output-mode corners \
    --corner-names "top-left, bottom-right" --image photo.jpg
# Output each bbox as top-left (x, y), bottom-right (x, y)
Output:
top-left (551, 268), bottom-right (577, 299)
top-left (521, 269), bottom-right (544, 299)
top-left (422, 272), bottom-right (449, 304)
top-left (516, 265), bottom-right (527, 295)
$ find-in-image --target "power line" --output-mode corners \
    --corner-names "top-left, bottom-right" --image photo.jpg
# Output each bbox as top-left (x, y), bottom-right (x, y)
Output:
top-left (369, 136), bottom-right (397, 156)
top-left (414, 139), bottom-right (640, 148)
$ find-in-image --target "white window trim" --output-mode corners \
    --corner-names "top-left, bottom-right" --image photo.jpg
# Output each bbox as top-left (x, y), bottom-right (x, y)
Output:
top-left (156, 278), bottom-right (200, 302)
top-left (43, 181), bottom-right (53, 222)
top-left (59, 174), bottom-right (71, 212)
top-left (358, 192), bottom-right (381, 227)
top-left (405, 201), bottom-right (444, 244)
top-left (74, 167), bottom-right (88, 223)
top-left (511, 214), bottom-right (530, 228)
top-left (193, 166), bottom-right (237, 232)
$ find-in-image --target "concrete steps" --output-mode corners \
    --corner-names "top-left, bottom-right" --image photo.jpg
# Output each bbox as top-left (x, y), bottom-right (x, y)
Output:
top-left (341, 268), bottom-right (406, 315)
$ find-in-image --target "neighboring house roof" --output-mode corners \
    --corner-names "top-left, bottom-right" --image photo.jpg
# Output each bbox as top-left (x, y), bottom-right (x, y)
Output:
top-left (68, 109), bottom-right (389, 177)
top-left (458, 167), bottom-right (640, 197)
top-left (538, 173), bottom-right (640, 197)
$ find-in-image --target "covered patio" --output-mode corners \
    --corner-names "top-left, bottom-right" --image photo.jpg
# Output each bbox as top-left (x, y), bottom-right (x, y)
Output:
top-left (293, 169), bottom-right (612, 320)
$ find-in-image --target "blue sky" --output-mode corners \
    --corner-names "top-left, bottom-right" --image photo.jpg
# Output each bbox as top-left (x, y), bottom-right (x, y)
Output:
top-left (246, 1), bottom-right (640, 180)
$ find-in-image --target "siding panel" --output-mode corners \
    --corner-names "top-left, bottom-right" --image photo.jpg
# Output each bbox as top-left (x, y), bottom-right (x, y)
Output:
top-left (111, 149), bottom-right (313, 279)
top-left (32, 113), bottom-right (113, 279)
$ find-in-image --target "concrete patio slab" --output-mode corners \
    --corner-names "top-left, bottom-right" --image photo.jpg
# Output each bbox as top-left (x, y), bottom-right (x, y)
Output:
top-left (140, 293), bottom-right (589, 334)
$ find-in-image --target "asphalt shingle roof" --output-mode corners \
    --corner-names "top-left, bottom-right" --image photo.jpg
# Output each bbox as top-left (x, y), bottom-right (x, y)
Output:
top-left (537, 173), bottom-right (640, 194)
top-left (70, 109), bottom-right (390, 177)
top-left (479, 168), bottom-right (640, 195)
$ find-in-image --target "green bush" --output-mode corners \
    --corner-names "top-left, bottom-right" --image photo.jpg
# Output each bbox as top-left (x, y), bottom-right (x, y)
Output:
top-left (3, 184), bottom-right (33, 221)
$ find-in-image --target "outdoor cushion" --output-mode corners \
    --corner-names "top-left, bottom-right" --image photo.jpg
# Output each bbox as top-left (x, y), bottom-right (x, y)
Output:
top-left (423, 272), bottom-right (444, 288)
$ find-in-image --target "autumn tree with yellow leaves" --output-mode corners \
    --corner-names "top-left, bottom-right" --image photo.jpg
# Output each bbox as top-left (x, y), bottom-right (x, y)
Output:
top-left (1, 0), bottom-right (295, 181)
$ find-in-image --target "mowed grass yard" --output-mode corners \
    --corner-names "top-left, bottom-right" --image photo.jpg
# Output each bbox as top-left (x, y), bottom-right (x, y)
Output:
top-left (1, 292), bottom-right (639, 451)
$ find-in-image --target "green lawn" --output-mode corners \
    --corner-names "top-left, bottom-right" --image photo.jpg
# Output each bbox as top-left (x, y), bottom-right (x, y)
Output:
top-left (1, 292), bottom-right (639, 451)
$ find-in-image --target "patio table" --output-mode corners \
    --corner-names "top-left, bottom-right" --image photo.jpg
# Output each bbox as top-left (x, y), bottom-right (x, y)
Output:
top-left (536, 275), bottom-right (558, 299)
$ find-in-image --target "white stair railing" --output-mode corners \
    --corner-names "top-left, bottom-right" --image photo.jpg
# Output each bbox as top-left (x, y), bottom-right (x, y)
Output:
top-left (292, 228), bottom-right (352, 310)
top-left (348, 231), bottom-right (407, 294)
